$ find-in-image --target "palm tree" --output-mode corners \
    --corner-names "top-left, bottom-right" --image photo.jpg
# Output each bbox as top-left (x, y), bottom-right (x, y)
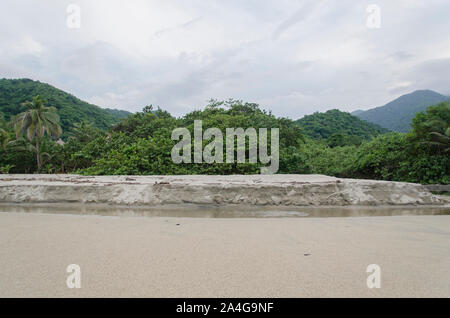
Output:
top-left (427, 126), bottom-right (450, 153)
top-left (418, 118), bottom-right (450, 153)
top-left (72, 121), bottom-right (94, 143)
top-left (13, 95), bottom-right (62, 171)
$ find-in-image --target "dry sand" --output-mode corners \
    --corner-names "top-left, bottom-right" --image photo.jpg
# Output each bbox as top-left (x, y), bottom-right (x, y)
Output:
top-left (0, 211), bottom-right (449, 298)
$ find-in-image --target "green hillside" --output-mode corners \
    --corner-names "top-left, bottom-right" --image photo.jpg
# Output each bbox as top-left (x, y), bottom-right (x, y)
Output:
top-left (295, 109), bottom-right (389, 145)
top-left (353, 90), bottom-right (449, 132)
top-left (0, 78), bottom-right (131, 135)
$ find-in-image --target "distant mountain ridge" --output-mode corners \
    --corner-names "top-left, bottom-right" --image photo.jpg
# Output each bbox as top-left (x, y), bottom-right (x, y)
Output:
top-left (352, 90), bottom-right (449, 132)
top-left (0, 78), bottom-right (131, 135)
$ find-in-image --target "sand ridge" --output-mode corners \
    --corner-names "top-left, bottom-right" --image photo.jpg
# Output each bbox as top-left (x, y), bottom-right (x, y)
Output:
top-left (0, 174), bottom-right (448, 206)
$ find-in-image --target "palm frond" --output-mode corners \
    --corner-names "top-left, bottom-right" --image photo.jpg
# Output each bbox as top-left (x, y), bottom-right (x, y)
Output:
top-left (429, 131), bottom-right (450, 143)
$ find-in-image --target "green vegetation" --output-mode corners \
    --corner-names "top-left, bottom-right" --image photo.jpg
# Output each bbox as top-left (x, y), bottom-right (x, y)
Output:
top-left (0, 90), bottom-right (448, 184)
top-left (76, 100), bottom-right (304, 175)
top-left (354, 90), bottom-right (449, 132)
top-left (409, 102), bottom-right (450, 153)
top-left (0, 113), bottom-right (9, 149)
top-left (12, 96), bottom-right (62, 170)
top-left (433, 192), bottom-right (450, 196)
top-left (0, 78), bottom-right (130, 137)
top-left (295, 109), bottom-right (388, 147)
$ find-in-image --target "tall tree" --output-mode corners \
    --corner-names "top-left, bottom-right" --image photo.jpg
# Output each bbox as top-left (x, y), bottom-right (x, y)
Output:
top-left (410, 102), bottom-right (450, 153)
top-left (12, 95), bottom-right (62, 170)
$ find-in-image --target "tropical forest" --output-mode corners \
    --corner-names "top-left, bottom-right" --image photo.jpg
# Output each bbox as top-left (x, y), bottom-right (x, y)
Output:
top-left (0, 79), bottom-right (448, 185)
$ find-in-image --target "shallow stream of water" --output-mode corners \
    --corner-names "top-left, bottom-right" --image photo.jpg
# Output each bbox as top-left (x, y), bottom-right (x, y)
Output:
top-left (0, 203), bottom-right (449, 218)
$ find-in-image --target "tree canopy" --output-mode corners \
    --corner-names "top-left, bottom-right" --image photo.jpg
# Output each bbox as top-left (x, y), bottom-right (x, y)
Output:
top-left (295, 109), bottom-right (388, 145)
top-left (0, 98), bottom-right (448, 184)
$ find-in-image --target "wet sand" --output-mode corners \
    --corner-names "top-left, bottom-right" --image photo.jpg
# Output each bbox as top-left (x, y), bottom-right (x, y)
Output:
top-left (0, 211), bottom-right (449, 297)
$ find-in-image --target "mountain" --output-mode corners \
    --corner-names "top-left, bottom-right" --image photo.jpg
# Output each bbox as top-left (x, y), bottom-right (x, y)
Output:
top-left (0, 78), bottom-right (131, 135)
top-left (295, 109), bottom-right (389, 141)
top-left (353, 90), bottom-right (449, 132)
top-left (351, 109), bottom-right (364, 116)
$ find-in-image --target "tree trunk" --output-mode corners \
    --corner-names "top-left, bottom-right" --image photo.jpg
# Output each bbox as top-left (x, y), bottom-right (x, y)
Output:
top-left (35, 137), bottom-right (41, 171)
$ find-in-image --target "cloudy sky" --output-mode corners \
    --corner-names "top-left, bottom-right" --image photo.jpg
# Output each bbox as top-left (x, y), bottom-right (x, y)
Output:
top-left (1, 0), bottom-right (449, 118)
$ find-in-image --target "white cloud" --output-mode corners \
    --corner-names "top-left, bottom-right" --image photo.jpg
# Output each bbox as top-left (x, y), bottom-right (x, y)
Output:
top-left (0, 0), bottom-right (449, 118)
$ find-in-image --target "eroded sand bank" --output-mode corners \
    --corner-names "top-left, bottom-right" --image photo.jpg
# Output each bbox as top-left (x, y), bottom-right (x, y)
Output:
top-left (0, 174), bottom-right (448, 206)
top-left (0, 212), bottom-right (449, 297)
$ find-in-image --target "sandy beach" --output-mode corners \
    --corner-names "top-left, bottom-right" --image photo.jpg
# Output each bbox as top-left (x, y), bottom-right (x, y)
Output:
top-left (0, 211), bottom-right (449, 298)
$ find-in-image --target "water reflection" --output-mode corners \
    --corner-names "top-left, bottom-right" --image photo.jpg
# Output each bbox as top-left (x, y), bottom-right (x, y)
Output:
top-left (0, 203), bottom-right (449, 218)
